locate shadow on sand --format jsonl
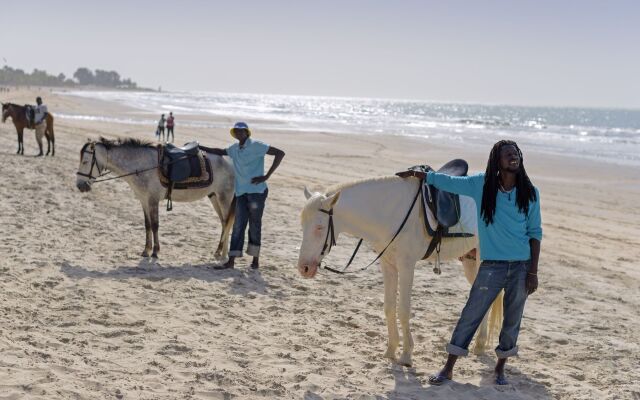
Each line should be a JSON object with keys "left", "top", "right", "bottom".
{"left": 59, "top": 259, "right": 287, "bottom": 299}
{"left": 386, "top": 362, "right": 552, "bottom": 400}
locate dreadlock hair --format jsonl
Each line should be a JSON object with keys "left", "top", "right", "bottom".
{"left": 480, "top": 140, "right": 537, "bottom": 225}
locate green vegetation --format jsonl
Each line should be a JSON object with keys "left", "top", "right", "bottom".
{"left": 0, "top": 65, "right": 141, "bottom": 89}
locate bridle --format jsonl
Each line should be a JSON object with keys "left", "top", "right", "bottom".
{"left": 75, "top": 141, "right": 160, "bottom": 183}
{"left": 318, "top": 208, "right": 337, "bottom": 258}
{"left": 316, "top": 183, "right": 422, "bottom": 274}
{"left": 76, "top": 142, "right": 106, "bottom": 180}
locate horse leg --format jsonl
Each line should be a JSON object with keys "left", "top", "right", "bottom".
{"left": 47, "top": 121, "right": 55, "bottom": 156}
{"left": 212, "top": 193, "right": 235, "bottom": 260}
{"left": 17, "top": 128, "right": 24, "bottom": 155}
{"left": 149, "top": 201, "right": 161, "bottom": 258}
{"left": 45, "top": 129, "right": 52, "bottom": 156}
{"left": 397, "top": 261, "right": 416, "bottom": 367}
{"left": 382, "top": 261, "right": 400, "bottom": 360}
{"left": 141, "top": 206, "right": 152, "bottom": 257}
{"left": 35, "top": 124, "right": 45, "bottom": 156}
{"left": 209, "top": 194, "right": 225, "bottom": 258}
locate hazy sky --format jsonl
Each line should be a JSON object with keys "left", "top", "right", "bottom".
{"left": 2, "top": 0, "right": 639, "bottom": 108}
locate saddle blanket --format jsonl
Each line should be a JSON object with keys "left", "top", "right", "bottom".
{"left": 423, "top": 191, "right": 478, "bottom": 236}
{"left": 158, "top": 149, "right": 213, "bottom": 189}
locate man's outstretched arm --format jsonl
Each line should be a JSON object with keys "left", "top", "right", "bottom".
{"left": 206, "top": 148, "right": 227, "bottom": 156}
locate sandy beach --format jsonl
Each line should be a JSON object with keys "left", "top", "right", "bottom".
{"left": 0, "top": 88, "right": 639, "bottom": 399}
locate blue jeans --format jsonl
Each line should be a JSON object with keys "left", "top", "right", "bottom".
{"left": 229, "top": 189, "right": 268, "bottom": 257}
{"left": 446, "top": 260, "right": 530, "bottom": 358}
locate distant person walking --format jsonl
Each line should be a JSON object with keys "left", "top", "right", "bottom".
{"left": 157, "top": 114, "right": 166, "bottom": 141}
{"left": 207, "top": 122, "right": 285, "bottom": 270}
{"left": 166, "top": 112, "right": 175, "bottom": 143}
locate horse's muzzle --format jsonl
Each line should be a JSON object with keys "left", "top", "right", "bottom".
{"left": 298, "top": 263, "right": 318, "bottom": 278}
{"left": 76, "top": 181, "right": 92, "bottom": 192}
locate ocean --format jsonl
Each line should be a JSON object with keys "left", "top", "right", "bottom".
{"left": 59, "top": 90, "right": 640, "bottom": 166}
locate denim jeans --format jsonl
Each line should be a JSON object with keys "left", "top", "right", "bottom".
{"left": 229, "top": 189, "right": 268, "bottom": 257}
{"left": 446, "top": 260, "right": 530, "bottom": 358}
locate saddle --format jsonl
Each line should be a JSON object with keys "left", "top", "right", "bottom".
{"left": 157, "top": 142, "right": 213, "bottom": 210}
{"left": 24, "top": 105, "right": 35, "bottom": 129}
{"left": 425, "top": 159, "right": 468, "bottom": 230}
{"left": 408, "top": 159, "right": 474, "bottom": 272}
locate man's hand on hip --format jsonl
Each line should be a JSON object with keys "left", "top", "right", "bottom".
{"left": 251, "top": 175, "right": 268, "bottom": 184}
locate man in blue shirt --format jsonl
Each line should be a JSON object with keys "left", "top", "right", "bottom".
{"left": 397, "top": 140, "right": 541, "bottom": 386}
{"left": 208, "top": 122, "right": 285, "bottom": 270}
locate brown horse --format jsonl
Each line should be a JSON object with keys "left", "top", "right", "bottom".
{"left": 1, "top": 102, "right": 55, "bottom": 156}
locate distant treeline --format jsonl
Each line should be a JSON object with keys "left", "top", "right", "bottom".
{"left": 0, "top": 65, "right": 143, "bottom": 89}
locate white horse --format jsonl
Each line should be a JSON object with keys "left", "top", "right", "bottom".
{"left": 298, "top": 176, "right": 503, "bottom": 366}
{"left": 75, "top": 138, "right": 236, "bottom": 259}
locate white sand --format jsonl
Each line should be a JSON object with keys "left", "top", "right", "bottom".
{"left": 0, "top": 88, "right": 639, "bottom": 399}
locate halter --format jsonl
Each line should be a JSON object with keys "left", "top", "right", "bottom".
{"left": 75, "top": 142, "right": 160, "bottom": 183}
{"left": 317, "top": 184, "right": 422, "bottom": 274}
{"left": 76, "top": 143, "right": 106, "bottom": 180}
{"left": 318, "top": 208, "right": 337, "bottom": 257}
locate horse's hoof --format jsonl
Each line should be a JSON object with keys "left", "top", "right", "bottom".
{"left": 398, "top": 354, "right": 412, "bottom": 367}
{"left": 384, "top": 348, "right": 397, "bottom": 360}
{"left": 141, "top": 251, "right": 149, "bottom": 257}
{"left": 151, "top": 253, "right": 158, "bottom": 259}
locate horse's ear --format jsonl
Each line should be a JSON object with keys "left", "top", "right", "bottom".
{"left": 303, "top": 186, "right": 313, "bottom": 200}
{"left": 321, "top": 192, "right": 340, "bottom": 209}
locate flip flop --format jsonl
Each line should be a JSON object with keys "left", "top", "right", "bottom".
{"left": 428, "top": 374, "right": 450, "bottom": 386}
{"left": 495, "top": 375, "right": 509, "bottom": 385}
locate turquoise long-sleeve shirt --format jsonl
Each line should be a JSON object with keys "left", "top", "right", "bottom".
{"left": 426, "top": 172, "right": 542, "bottom": 261}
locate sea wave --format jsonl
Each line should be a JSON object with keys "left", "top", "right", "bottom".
{"left": 59, "top": 90, "right": 640, "bottom": 166}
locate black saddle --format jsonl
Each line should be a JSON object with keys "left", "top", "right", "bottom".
{"left": 429, "top": 159, "right": 468, "bottom": 228}
{"left": 24, "top": 105, "right": 35, "bottom": 128}
{"left": 161, "top": 141, "right": 202, "bottom": 181}
{"left": 158, "top": 141, "right": 212, "bottom": 211}
{"left": 407, "top": 159, "right": 474, "bottom": 266}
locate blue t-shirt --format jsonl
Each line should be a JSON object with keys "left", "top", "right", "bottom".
{"left": 426, "top": 172, "right": 542, "bottom": 261}
{"left": 226, "top": 138, "right": 270, "bottom": 196}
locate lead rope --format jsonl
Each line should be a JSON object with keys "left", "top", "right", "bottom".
{"left": 323, "top": 183, "right": 422, "bottom": 274}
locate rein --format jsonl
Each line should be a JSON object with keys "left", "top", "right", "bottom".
{"left": 75, "top": 143, "right": 195, "bottom": 183}
{"left": 320, "top": 183, "right": 422, "bottom": 274}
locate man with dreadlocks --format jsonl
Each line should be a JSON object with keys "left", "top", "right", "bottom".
{"left": 397, "top": 140, "right": 542, "bottom": 386}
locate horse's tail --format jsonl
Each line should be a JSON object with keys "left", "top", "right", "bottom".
{"left": 487, "top": 290, "right": 504, "bottom": 345}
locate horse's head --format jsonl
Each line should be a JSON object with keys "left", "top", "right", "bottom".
{"left": 75, "top": 141, "right": 100, "bottom": 192}
{"left": 297, "top": 186, "right": 340, "bottom": 278}
{"left": 1, "top": 103, "right": 9, "bottom": 123}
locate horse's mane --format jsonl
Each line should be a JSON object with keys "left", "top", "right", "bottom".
{"left": 326, "top": 175, "right": 400, "bottom": 195}
{"left": 302, "top": 176, "right": 404, "bottom": 224}
{"left": 97, "top": 136, "right": 156, "bottom": 150}
{"left": 2, "top": 102, "right": 22, "bottom": 110}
